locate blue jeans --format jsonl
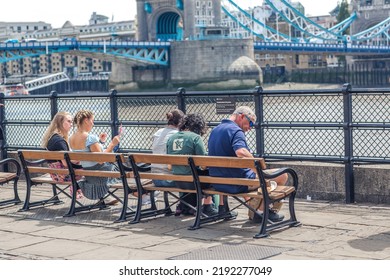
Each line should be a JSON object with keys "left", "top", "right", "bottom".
{"left": 153, "top": 179, "right": 175, "bottom": 188}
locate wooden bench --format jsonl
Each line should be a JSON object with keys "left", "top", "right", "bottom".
{"left": 0, "top": 158, "right": 21, "bottom": 207}
{"left": 18, "top": 150, "right": 136, "bottom": 221}
{"left": 128, "top": 153, "right": 300, "bottom": 238}
{"left": 65, "top": 151, "right": 144, "bottom": 222}
{"left": 18, "top": 150, "right": 72, "bottom": 212}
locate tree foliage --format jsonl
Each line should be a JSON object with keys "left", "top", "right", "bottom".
{"left": 337, "top": 0, "right": 351, "bottom": 28}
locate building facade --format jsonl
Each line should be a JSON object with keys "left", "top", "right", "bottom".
{"left": 136, "top": 0, "right": 223, "bottom": 41}
{"left": 0, "top": 14, "right": 136, "bottom": 82}
{"left": 349, "top": 0, "right": 390, "bottom": 68}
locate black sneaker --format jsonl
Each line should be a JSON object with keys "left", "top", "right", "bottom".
{"left": 202, "top": 204, "right": 218, "bottom": 216}
{"left": 268, "top": 209, "right": 284, "bottom": 222}
{"left": 218, "top": 205, "right": 238, "bottom": 219}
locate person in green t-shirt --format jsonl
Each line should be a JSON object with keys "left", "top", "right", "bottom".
{"left": 167, "top": 113, "right": 218, "bottom": 217}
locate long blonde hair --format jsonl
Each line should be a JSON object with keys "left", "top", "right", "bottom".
{"left": 41, "top": 111, "right": 72, "bottom": 148}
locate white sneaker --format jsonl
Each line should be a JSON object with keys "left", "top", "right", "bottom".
{"left": 131, "top": 195, "right": 156, "bottom": 208}
{"left": 142, "top": 194, "right": 158, "bottom": 204}
{"left": 142, "top": 195, "right": 152, "bottom": 205}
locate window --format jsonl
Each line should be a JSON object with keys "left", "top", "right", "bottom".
{"left": 361, "top": 0, "right": 372, "bottom": 5}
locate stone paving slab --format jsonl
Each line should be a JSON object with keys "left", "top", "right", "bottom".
{"left": 1, "top": 182, "right": 390, "bottom": 260}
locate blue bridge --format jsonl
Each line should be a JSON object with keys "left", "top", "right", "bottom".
{"left": 2, "top": 0, "right": 390, "bottom": 66}
{"left": 1, "top": 40, "right": 390, "bottom": 67}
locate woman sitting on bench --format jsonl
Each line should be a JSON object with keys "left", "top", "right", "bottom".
{"left": 69, "top": 110, "right": 120, "bottom": 205}
{"left": 41, "top": 111, "right": 83, "bottom": 199}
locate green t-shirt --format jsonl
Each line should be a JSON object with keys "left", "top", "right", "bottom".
{"left": 166, "top": 131, "right": 206, "bottom": 175}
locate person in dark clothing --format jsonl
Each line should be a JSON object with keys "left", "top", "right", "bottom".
{"left": 208, "top": 106, "right": 287, "bottom": 222}
{"left": 41, "top": 111, "right": 83, "bottom": 198}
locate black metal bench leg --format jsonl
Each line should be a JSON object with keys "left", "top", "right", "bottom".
{"left": 116, "top": 187, "right": 130, "bottom": 223}
{"left": 254, "top": 208, "right": 270, "bottom": 239}
{"left": 129, "top": 193, "right": 143, "bottom": 224}
{"left": 12, "top": 178, "right": 21, "bottom": 204}
{"left": 189, "top": 190, "right": 203, "bottom": 230}
{"left": 0, "top": 178, "right": 21, "bottom": 207}
{"left": 163, "top": 191, "right": 173, "bottom": 216}
{"left": 63, "top": 184, "right": 77, "bottom": 217}
{"left": 19, "top": 182, "right": 32, "bottom": 211}
{"left": 288, "top": 193, "right": 298, "bottom": 222}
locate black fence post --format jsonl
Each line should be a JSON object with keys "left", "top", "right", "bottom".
{"left": 253, "top": 86, "right": 264, "bottom": 157}
{"left": 0, "top": 92, "right": 6, "bottom": 164}
{"left": 176, "top": 87, "right": 186, "bottom": 113}
{"left": 49, "top": 91, "right": 58, "bottom": 119}
{"left": 342, "top": 83, "right": 354, "bottom": 203}
{"left": 110, "top": 89, "right": 119, "bottom": 137}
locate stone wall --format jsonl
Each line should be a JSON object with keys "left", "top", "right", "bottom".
{"left": 270, "top": 161, "right": 390, "bottom": 204}
{"left": 170, "top": 39, "right": 261, "bottom": 86}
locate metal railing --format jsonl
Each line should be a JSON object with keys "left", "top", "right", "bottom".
{"left": 1, "top": 84, "right": 390, "bottom": 203}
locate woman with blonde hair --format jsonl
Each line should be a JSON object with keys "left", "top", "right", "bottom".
{"left": 42, "top": 111, "right": 72, "bottom": 150}
{"left": 41, "top": 111, "right": 83, "bottom": 198}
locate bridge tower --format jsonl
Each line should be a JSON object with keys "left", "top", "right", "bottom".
{"left": 350, "top": 0, "right": 390, "bottom": 35}
{"left": 136, "top": 0, "right": 222, "bottom": 41}
{"left": 349, "top": 0, "right": 390, "bottom": 68}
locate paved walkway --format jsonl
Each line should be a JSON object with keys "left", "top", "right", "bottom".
{"left": 0, "top": 182, "right": 389, "bottom": 260}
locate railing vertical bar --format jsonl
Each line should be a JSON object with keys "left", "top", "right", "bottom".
{"left": 253, "top": 86, "right": 264, "bottom": 157}
{"left": 342, "top": 83, "right": 354, "bottom": 203}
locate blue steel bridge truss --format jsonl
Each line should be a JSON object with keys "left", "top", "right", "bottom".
{"left": 2, "top": 39, "right": 390, "bottom": 66}
{"left": 0, "top": 41, "right": 170, "bottom": 66}
{"left": 223, "top": 0, "right": 390, "bottom": 46}
{"left": 1, "top": 0, "right": 390, "bottom": 65}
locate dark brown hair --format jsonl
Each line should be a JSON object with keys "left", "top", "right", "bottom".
{"left": 179, "top": 113, "right": 207, "bottom": 136}
{"left": 166, "top": 109, "right": 185, "bottom": 127}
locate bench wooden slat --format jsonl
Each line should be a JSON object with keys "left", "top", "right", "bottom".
{"left": 198, "top": 175, "right": 261, "bottom": 187}
{"left": 0, "top": 172, "right": 17, "bottom": 183}
{"left": 111, "top": 178, "right": 153, "bottom": 189}
{"left": 19, "top": 150, "right": 66, "bottom": 161}
{"left": 143, "top": 184, "right": 197, "bottom": 194}
{"left": 203, "top": 188, "right": 258, "bottom": 197}
{"left": 192, "top": 155, "right": 267, "bottom": 170}
{"left": 31, "top": 176, "right": 71, "bottom": 185}
{"left": 131, "top": 153, "right": 190, "bottom": 165}
{"left": 67, "top": 152, "right": 118, "bottom": 163}
{"left": 74, "top": 170, "right": 121, "bottom": 178}
{"left": 137, "top": 172, "right": 194, "bottom": 182}
{"left": 28, "top": 166, "right": 70, "bottom": 175}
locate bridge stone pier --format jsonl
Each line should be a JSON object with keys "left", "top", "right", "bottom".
{"left": 109, "top": 39, "right": 261, "bottom": 91}
{"left": 169, "top": 39, "right": 261, "bottom": 90}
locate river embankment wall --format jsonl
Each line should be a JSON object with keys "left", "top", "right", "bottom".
{"left": 269, "top": 161, "right": 390, "bottom": 204}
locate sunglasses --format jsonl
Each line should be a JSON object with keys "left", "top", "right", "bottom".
{"left": 243, "top": 114, "right": 255, "bottom": 128}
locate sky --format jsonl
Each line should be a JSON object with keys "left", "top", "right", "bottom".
{"left": 0, "top": 0, "right": 341, "bottom": 28}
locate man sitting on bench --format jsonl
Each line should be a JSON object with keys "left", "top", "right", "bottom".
{"left": 208, "top": 106, "right": 287, "bottom": 222}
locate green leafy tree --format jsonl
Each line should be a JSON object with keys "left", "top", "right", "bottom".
{"left": 337, "top": 0, "right": 351, "bottom": 35}
{"left": 336, "top": 0, "right": 350, "bottom": 66}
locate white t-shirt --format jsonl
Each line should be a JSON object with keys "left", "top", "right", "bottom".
{"left": 151, "top": 127, "right": 178, "bottom": 173}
